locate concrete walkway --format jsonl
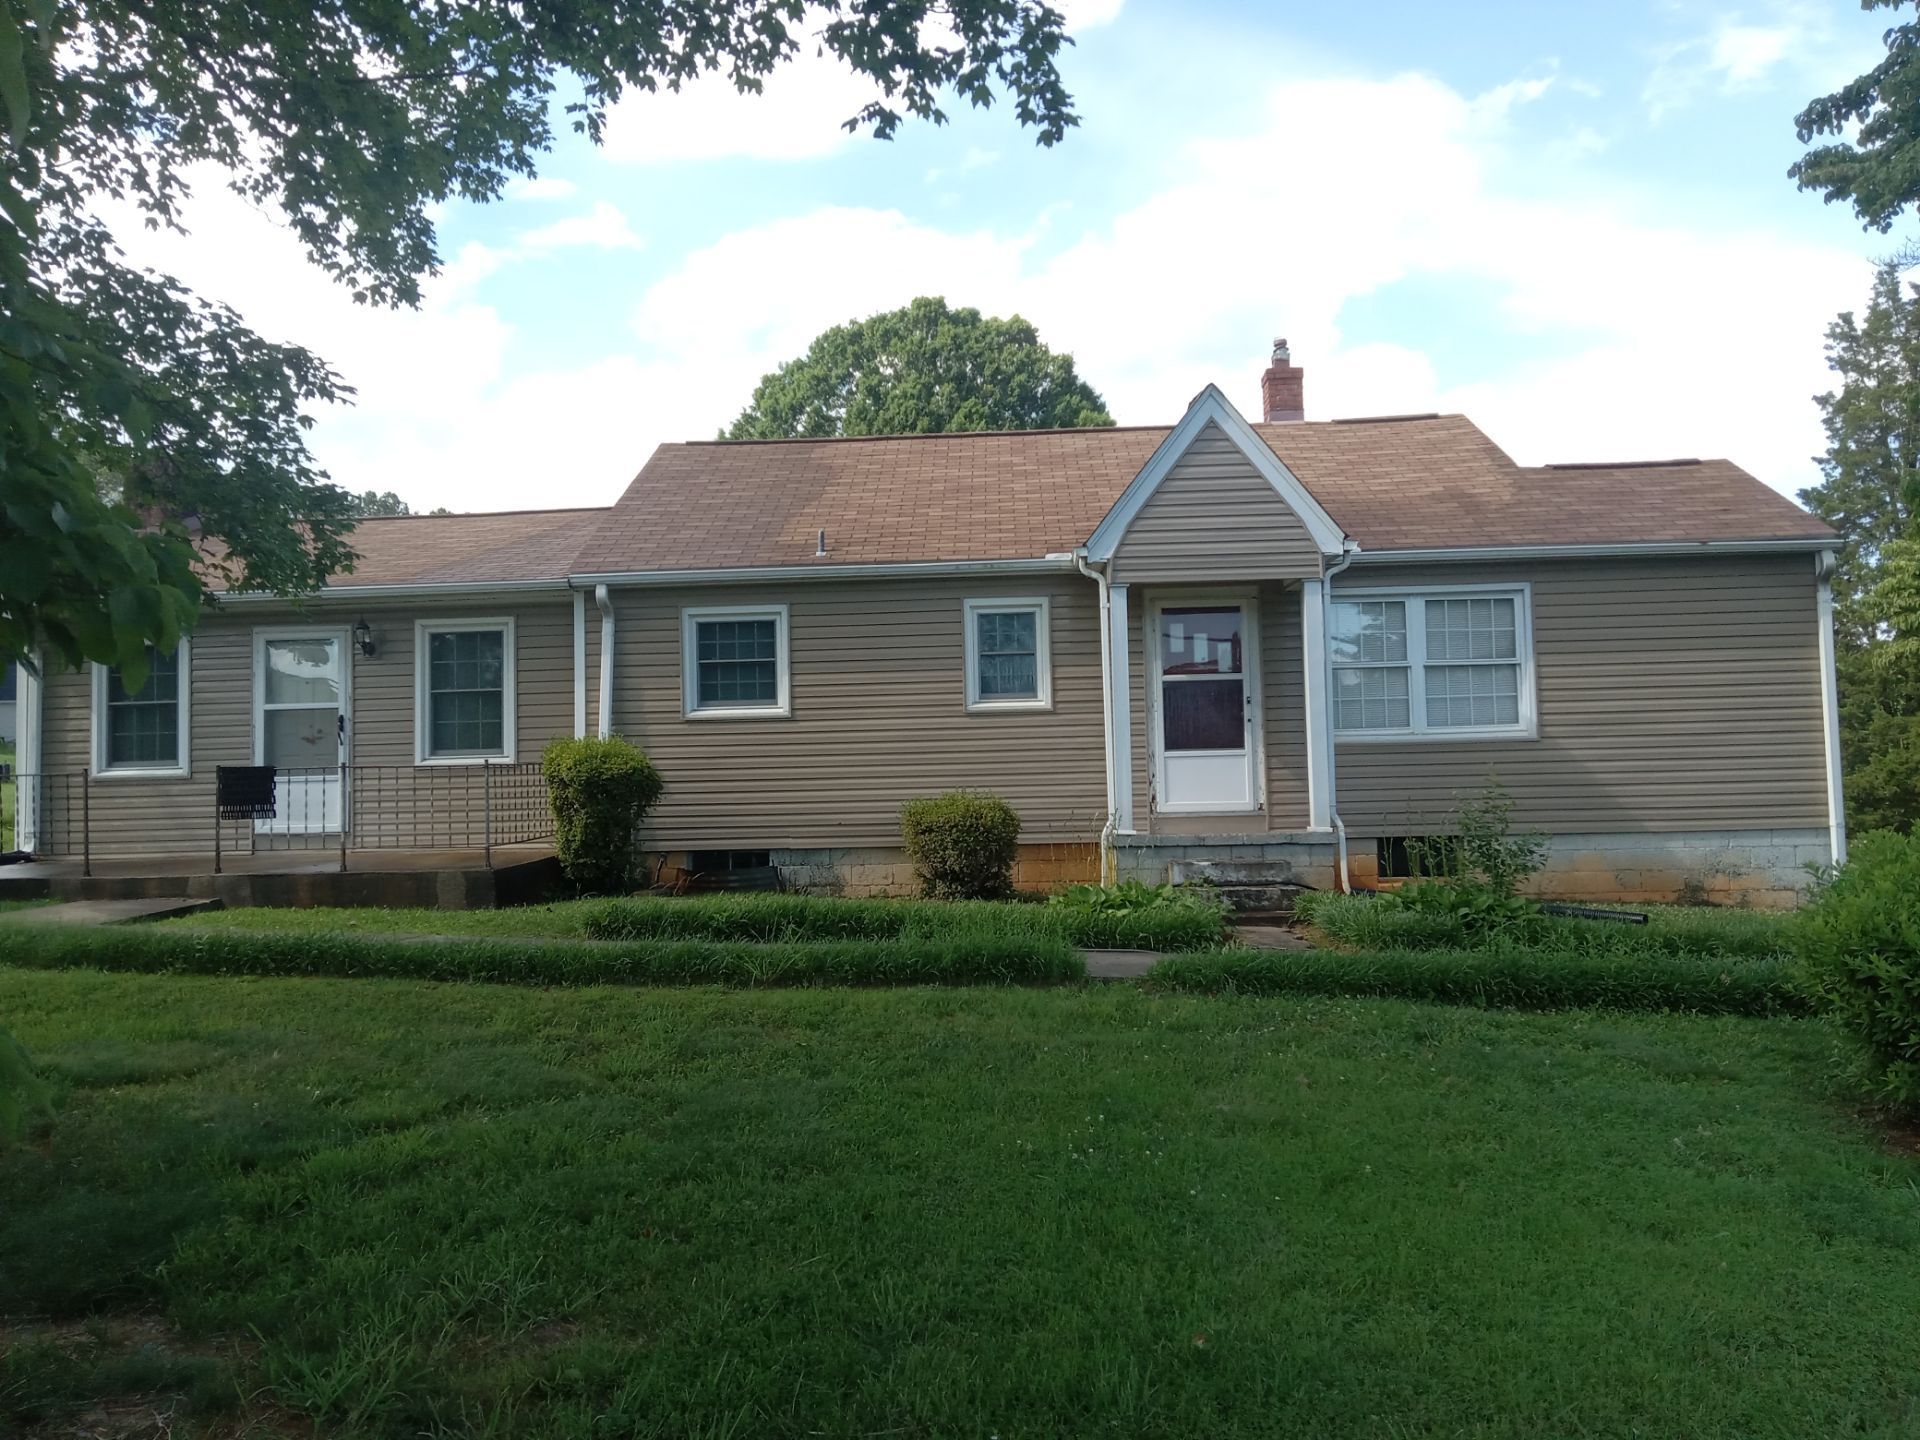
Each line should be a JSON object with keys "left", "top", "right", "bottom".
{"left": 0, "top": 897, "right": 223, "bottom": 926}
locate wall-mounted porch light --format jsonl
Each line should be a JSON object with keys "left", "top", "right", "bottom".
{"left": 353, "top": 618, "right": 376, "bottom": 658}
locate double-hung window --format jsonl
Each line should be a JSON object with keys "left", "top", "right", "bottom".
{"left": 1330, "top": 587, "right": 1534, "bottom": 739}
{"left": 682, "top": 605, "right": 790, "bottom": 718}
{"left": 415, "top": 618, "right": 515, "bottom": 762}
{"left": 91, "top": 641, "right": 191, "bottom": 776}
{"left": 964, "top": 598, "right": 1052, "bottom": 711}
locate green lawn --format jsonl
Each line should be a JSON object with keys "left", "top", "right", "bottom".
{"left": 5, "top": 971, "right": 1919, "bottom": 1437}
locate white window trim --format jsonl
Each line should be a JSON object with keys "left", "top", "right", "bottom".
{"left": 1331, "top": 583, "right": 1538, "bottom": 743}
{"left": 963, "top": 596, "right": 1053, "bottom": 712}
{"left": 681, "top": 604, "right": 791, "bottom": 719}
{"left": 414, "top": 617, "right": 518, "bottom": 765}
{"left": 90, "top": 639, "right": 192, "bottom": 779}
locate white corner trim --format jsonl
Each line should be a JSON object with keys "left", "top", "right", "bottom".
{"left": 413, "top": 616, "right": 518, "bottom": 765}
{"left": 89, "top": 638, "right": 193, "bottom": 779}
{"left": 681, "top": 603, "right": 792, "bottom": 720}
{"left": 14, "top": 655, "right": 41, "bottom": 850}
{"left": 1815, "top": 563, "right": 1848, "bottom": 867}
{"left": 595, "top": 584, "right": 615, "bottom": 738}
{"left": 1328, "top": 582, "right": 1538, "bottom": 743}
{"left": 1084, "top": 383, "right": 1348, "bottom": 561}
{"left": 962, "top": 596, "right": 1054, "bottom": 712}
{"left": 572, "top": 588, "right": 587, "bottom": 740}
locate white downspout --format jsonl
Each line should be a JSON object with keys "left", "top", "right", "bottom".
{"left": 1815, "top": 550, "right": 1848, "bottom": 867}
{"left": 594, "top": 584, "right": 615, "bottom": 740}
{"left": 572, "top": 588, "right": 587, "bottom": 739}
{"left": 1321, "top": 544, "right": 1360, "bottom": 891}
{"left": 1075, "top": 551, "right": 1118, "bottom": 885}
{"left": 14, "top": 653, "right": 41, "bottom": 853}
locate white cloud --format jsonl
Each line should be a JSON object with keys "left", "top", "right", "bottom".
{"left": 505, "top": 175, "right": 578, "bottom": 202}
{"left": 600, "top": 55, "right": 884, "bottom": 163}
{"left": 1057, "top": 0, "right": 1125, "bottom": 30}
{"left": 517, "top": 201, "right": 644, "bottom": 253}
{"left": 1643, "top": 3, "right": 1830, "bottom": 120}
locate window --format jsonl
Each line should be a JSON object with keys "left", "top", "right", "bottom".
{"left": 1330, "top": 587, "right": 1534, "bottom": 739}
{"left": 415, "top": 619, "right": 516, "bottom": 763}
{"left": 964, "top": 598, "right": 1052, "bottom": 711}
{"left": 91, "top": 641, "right": 190, "bottom": 776}
{"left": 682, "top": 605, "right": 790, "bottom": 718}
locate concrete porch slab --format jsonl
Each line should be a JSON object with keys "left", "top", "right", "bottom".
{"left": 0, "top": 897, "right": 224, "bottom": 926}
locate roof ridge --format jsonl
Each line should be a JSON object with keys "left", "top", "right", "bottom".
{"left": 349, "top": 505, "right": 612, "bottom": 522}
{"left": 1541, "top": 459, "right": 1704, "bottom": 471}
{"left": 683, "top": 423, "right": 1175, "bottom": 447}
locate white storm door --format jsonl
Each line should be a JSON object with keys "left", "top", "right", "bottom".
{"left": 1153, "top": 601, "right": 1259, "bottom": 813}
{"left": 254, "top": 630, "right": 348, "bottom": 834}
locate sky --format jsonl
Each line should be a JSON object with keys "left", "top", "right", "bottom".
{"left": 108, "top": 0, "right": 1902, "bottom": 513}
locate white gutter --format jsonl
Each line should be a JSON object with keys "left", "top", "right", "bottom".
{"left": 1814, "top": 550, "right": 1848, "bottom": 867}
{"left": 1074, "top": 551, "right": 1118, "bottom": 885}
{"left": 572, "top": 589, "right": 587, "bottom": 739}
{"left": 1321, "top": 544, "right": 1360, "bottom": 891}
{"left": 570, "top": 556, "right": 1080, "bottom": 588}
{"left": 214, "top": 577, "right": 570, "bottom": 603}
{"left": 594, "top": 584, "right": 615, "bottom": 739}
{"left": 1347, "top": 538, "right": 1833, "bottom": 566}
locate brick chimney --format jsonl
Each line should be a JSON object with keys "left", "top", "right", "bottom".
{"left": 1261, "top": 338, "right": 1304, "bottom": 422}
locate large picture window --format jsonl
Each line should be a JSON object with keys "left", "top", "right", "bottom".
{"left": 415, "top": 619, "right": 516, "bottom": 762}
{"left": 1330, "top": 587, "right": 1534, "bottom": 740}
{"left": 91, "top": 642, "right": 191, "bottom": 776}
{"left": 682, "top": 605, "right": 790, "bottom": 718}
{"left": 964, "top": 597, "right": 1052, "bottom": 711}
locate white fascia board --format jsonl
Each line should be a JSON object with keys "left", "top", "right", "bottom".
{"left": 1083, "top": 383, "right": 1349, "bottom": 561}
{"left": 570, "top": 556, "right": 1081, "bottom": 587}
{"left": 1345, "top": 538, "right": 1836, "bottom": 566}
{"left": 214, "top": 578, "right": 571, "bottom": 603}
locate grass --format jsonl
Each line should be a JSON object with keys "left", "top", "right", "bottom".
{"left": 5, "top": 969, "right": 1920, "bottom": 1438}
{"left": 165, "top": 890, "right": 1233, "bottom": 951}
{"left": 0, "top": 921, "right": 1083, "bottom": 988}
{"left": 0, "top": 737, "right": 13, "bottom": 842}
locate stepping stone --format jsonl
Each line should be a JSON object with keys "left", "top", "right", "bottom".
{"left": 0, "top": 897, "right": 223, "bottom": 926}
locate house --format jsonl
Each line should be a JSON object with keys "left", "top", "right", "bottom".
{"left": 7, "top": 344, "right": 1844, "bottom": 906}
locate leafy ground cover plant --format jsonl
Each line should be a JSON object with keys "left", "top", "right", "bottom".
{"left": 900, "top": 791, "right": 1022, "bottom": 899}
{"left": 1049, "top": 879, "right": 1227, "bottom": 918}
{"left": 1795, "top": 829, "right": 1920, "bottom": 1112}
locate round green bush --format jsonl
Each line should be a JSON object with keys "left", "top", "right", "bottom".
{"left": 543, "top": 735, "right": 665, "bottom": 895}
{"left": 1794, "top": 830, "right": 1920, "bottom": 1113}
{"left": 899, "top": 790, "right": 1022, "bottom": 900}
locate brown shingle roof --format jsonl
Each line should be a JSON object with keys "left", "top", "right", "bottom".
{"left": 321, "top": 507, "right": 606, "bottom": 587}
{"left": 571, "top": 413, "right": 1831, "bottom": 575}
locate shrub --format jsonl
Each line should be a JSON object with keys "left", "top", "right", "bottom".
{"left": 1794, "top": 830, "right": 1920, "bottom": 1112}
{"left": 543, "top": 735, "right": 664, "bottom": 895}
{"left": 0, "top": 923, "right": 1083, "bottom": 988}
{"left": 1450, "top": 780, "right": 1547, "bottom": 899}
{"left": 1147, "top": 948, "right": 1804, "bottom": 1016}
{"left": 899, "top": 791, "right": 1022, "bottom": 900}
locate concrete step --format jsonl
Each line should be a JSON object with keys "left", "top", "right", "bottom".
{"left": 1212, "top": 883, "right": 1310, "bottom": 916}
{"left": 0, "top": 896, "right": 224, "bottom": 926}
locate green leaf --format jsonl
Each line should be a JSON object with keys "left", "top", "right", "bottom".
{"left": 0, "top": 3, "right": 28, "bottom": 146}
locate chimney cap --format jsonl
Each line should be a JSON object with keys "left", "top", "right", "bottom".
{"left": 1271, "top": 337, "right": 1291, "bottom": 364}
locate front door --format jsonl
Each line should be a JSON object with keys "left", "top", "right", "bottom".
{"left": 253, "top": 629, "right": 348, "bottom": 833}
{"left": 1152, "top": 600, "right": 1259, "bottom": 814}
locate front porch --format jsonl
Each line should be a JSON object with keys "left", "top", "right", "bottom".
{"left": 0, "top": 844, "right": 562, "bottom": 909}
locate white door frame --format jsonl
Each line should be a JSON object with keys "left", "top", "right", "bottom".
{"left": 1145, "top": 589, "right": 1264, "bottom": 816}
{"left": 251, "top": 625, "right": 351, "bottom": 834}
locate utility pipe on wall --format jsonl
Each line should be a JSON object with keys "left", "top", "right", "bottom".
{"left": 594, "top": 584, "right": 615, "bottom": 739}
{"left": 1075, "top": 551, "right": 1118, "bottom": 886}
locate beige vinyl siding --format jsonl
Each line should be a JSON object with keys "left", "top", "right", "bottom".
{"left": 1125, "top": 582, "right": 1308, "bottom": 832}
{"left": 31, "top": 596, "right": 577, "bottom": 859}
{"left": 1110, "top": 422, "right": 1325, "bottom": 585}
{"left": 1332, "top": 554, "right": 1829, "bottom": 834}
{"left": 606, "top": 574, "right": 1106, "bottom": 848}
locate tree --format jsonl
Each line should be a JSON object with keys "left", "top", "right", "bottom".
{"left": 1, "top": 3, "right": 1079, "bottom": 679}
{"left": 1792, "top": 1, "right": 1920, "bottom": 234}
{"left": 1806, "top": 264, "right": 1920, "bottom": 641}
{"left": 347, "top": 491, "right": 412, "bottom": 518}
{"left": 724, "top": 297, "right": 1113, "bottom": 439}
